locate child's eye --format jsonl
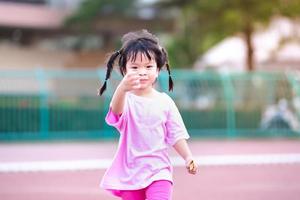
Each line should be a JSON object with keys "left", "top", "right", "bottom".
{"left": 131, "top": 66, "right": 138, "bottom": 70}
{"left": 146, "top": 65, "right": 153, "bottom": 69}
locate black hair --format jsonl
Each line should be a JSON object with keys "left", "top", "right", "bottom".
{"left": 98, "top": 29, "right": 173, "bottom": 96}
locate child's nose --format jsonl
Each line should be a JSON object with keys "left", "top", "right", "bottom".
{"left": 138, "top": 68, "right": 147, "bottom": 76}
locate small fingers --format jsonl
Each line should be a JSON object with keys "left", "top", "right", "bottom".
{"left": 126, "top": 72, "right": 139, "bottom": 80}
{"left": 187, "top": 160, "right": 198, "bottom": 175}
{"left": 130, "top": 77, "right": 140, "bottom": 89}
{"left": 122, "top": 73, "right": 141, "bottom": 90}
{"left": 128, "top": 74, "right": 140, "bottom": 85}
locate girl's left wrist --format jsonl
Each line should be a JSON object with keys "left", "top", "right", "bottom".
{"left": 185, "top": 156, "right": 194, "bottom": 164}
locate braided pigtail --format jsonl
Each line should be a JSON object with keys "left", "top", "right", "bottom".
{"left": 162, "top": 48, "right": 174, "bottom": 91}
{"left": 98, "top": 50, "right": 120, "bottom": 96}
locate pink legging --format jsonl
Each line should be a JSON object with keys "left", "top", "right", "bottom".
{"left": 114, "top": 180, "right": 172, "bottom": 200}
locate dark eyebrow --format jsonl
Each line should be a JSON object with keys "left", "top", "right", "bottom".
{"left": 130, "top": 60, "right": 155, "bottom": 65}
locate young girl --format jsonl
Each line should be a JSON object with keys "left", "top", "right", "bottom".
{"left": 98, "top": 30, "right": 198, "bottom": 200}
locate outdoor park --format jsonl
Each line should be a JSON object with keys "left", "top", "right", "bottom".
{"left": 1, "top": 0, "right": 300, "bottom": 200}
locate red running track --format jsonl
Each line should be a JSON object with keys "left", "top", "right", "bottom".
{"left": 0, "top": 139, "right": 300, "bottom": 200}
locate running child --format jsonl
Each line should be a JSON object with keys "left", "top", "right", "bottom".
{"left": 98, "top": 29, "right": 198, "bottom": 200}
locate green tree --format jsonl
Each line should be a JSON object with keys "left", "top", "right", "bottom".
{"left": 64, "top": 0, "right": 140, "bottom": 49}
{"left": 161, "top": 0, "right": 300, "bottom": 70}
{"left": 65, "top": 0, "right": 138, "bottom": 29}
{"left": 64, "top": 0, "right": 173, "bottom": 50}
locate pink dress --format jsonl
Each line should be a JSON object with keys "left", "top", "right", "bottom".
{"left": 100, "top": 92, "right": 189, "bottom": 192}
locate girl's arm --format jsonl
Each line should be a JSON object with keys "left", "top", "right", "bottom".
{"left": 173, "top": 139, "right": 198, "bottom": 175}
{"left": 110, "top": 84, "right": 127, "bottom": 115}
{"left": 110, "top": 72, "right": 140, "bottom": 115}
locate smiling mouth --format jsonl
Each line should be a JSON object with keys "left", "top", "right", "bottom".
{"left": 139, "top": 79, "right": 148, "bottom": 82}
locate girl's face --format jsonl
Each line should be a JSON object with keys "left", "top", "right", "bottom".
{"left": 125, "top": 52, "right": 159, "bottom": 91}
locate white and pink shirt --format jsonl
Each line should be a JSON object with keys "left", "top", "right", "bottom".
{"left": 100, "top": 92, "right": 189, "bottom": 191}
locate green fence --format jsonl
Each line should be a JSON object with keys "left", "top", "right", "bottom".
{"left": 0, "top": 69, "right": 299, "bottom": 141}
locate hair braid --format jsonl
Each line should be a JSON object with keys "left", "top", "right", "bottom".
{"left": 162, "top": 48, "right": 174, "bottom": 91}
{"left": 98, "top": 50, "right": 120, "bottom": 96}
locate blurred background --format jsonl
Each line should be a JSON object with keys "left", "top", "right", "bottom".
{"left": 0, "top": 0, "right": 300, "bottom": 200}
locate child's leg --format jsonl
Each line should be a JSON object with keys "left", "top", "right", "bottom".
{"left": 119, "top": 188, "right": 146, "bottom": 200}
{"left": 145, "top": 180, "right": 173, "bottom": 200}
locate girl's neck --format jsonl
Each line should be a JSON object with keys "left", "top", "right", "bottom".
{"left": 131, "top": 87, "right": 157, "bottom": 98}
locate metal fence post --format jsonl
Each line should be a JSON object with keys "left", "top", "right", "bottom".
{"left": 286, "top": 71, "right": 300, "bottom": 121}
{"left": 35, "top": 68, "right": 49, "bottom": 139}
{"left": 221, "top": 73, "right": 236, "bottom": 138}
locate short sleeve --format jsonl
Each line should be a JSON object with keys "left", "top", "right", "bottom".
{"left": 165, "top": 97, "right": 190, "bottom": 146}
{"left": 105, "top": 99, "right": 128, "bottom": 133}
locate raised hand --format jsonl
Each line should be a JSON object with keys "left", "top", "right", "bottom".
{"left": 119, "top": 72, "right": 141, "bottom": 92}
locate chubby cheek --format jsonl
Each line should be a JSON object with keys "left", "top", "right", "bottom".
{"left": 148, "top": 71, "right": 159, "bottom": 84}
